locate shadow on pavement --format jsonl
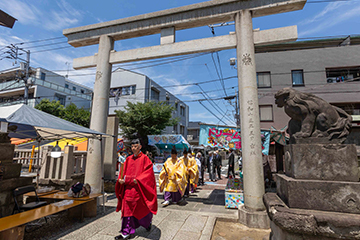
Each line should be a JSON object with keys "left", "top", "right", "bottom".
{"left": 157, "top": 189, "right": 225, "bottom": 206}
{"left": 24, "top": 205, "right": 117, "bottom": 240}
{"left": 136, "top": 224, "right": 162, "bottom": 240}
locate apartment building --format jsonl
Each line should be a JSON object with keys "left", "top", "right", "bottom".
{"left": 109, "top": 68, "right": 189, "bottom": 137}
{"left": 0, "top": 67, "right": 92, "bottom": 109}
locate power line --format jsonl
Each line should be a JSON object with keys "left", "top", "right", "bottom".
{"left": 32, "top": 46, "right": 73, "bottom": 53}
{"left": 15, "top": 36, "right": 66, "bottom": 45}
{"left": 197, "top": 84, "right": 234, "bottom": 124}
{"left": 199, "top": 101, "right": 227, "bottom": 125}
{"left": 25, "top": 41, "right": 69, "bottom": 49}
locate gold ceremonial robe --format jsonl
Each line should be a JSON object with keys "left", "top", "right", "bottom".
{"left": 159, "top": 157, "right": 187, "bottom": 195}
{"left": 179, "top": 156, "right": 199, "bottom": 185}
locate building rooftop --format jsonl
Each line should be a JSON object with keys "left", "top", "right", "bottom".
{"left": 255, "top": 35, "right": 360, "bottom": 53}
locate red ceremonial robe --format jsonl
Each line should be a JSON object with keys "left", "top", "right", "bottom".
{"left": 115, "top": 152, "right": 158, "bottom": 220}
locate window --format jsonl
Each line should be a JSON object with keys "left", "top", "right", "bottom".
{"left": 173, "top": 125, "right": 177, "bottom": 133}
{"left": 122, "top": 87, "right": 130, "bottom": 95}
{"left": 81, "top": 89, "right": 85, "bottom": 94}
{"left": 73, "top": 86, "right": 76, "bottom": 91}
{"left": 55, "top": 93, "right": 66, "bottom": 106}
{"left": 166, "top": 94, "right": 170, "bottom": 105}
{"left": 40, "top": 72, "right": 46, "bottom": 80}
{"left": 65, "top": 84, "right": 69, "bottom": 89}
{"left": 257, "top": 72, "right": 271, "bottom": 88}
{"left": 131, "top": 85, "right": 136, "bottom": 95}
{"left": 292, "top": 70, "right": 304, "bottom": 86}
{"left": 109, "top": 85, "right": 136, "bottom": 98}
{"left": 259, "top": 105, "right": 273, "bottom": 122}
{"left": 180, "top": 106, "right": 185, "bottom": 116}
{"left": 175, "top": 102, "right": 178, "bottom": 110}
{"left": 180, "top": 125, "right": 185, "bottom": 135}
{"left": 151, "top": 88, "right": 160, "bottom": 101}
{"left": 326, "top": 66, "right": 360, "bottom": 83}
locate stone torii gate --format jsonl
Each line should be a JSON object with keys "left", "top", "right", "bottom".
{"left": 63, "top": 0, "right": 306, "bottom": 228}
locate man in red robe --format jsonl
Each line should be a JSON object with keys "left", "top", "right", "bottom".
{"left": 115, "top": 139, "right": 158, "bottom": 239}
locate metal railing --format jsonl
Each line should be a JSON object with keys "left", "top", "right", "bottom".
{"left": 0, "top": 78, "right": 91, "bottom": 101}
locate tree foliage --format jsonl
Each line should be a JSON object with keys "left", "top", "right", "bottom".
{"left": 35, "top": 99, "right": 91, "bottom": 127}
{"left": 115, "top": 101, "right": 179, "bottom": 150}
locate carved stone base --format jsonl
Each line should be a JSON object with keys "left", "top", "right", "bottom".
{"left": 285, "top": 144, "right": 358, "bottom": 181}
{"left": 264, "top": 193, "right": 360, "bottom": 240}
{"left": 238, "top": 204, "right": 270, "bottom": 229}
{"left": 277, "top": 174, "right": 360, "bottom": 214}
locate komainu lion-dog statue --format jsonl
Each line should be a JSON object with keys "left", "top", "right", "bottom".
{"left": 275, "top": 88, "right": 352, "bottom": 144}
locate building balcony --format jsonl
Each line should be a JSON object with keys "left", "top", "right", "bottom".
{"left": 0, "top": 98, "right": 36, "bottom": 107}
{"left": 0, "top": 78, "right": 92, "bottom": 101}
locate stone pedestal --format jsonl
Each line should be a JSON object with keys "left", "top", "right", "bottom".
{"left": 238, "top": 205, "right": 270, "bottom": 229}
{"left": 0, "top": 141, "right": 33, "bottom": 218}
{"left": 277, "top": 174, "right": 360, "bottom": 214}
{"left": 285, "top": 144, "right": 358, "bottom": 181}
{"left": 0, "top": 143, "right": 15, "bottom": 163}
{"left": 264, "top": 193, "right": 360, "bottom": 240}
{"left": 264, "top": 143, "right": 360, "bottom": 239}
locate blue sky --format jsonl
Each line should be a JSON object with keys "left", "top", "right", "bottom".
{"left": 1, "top": 0, "right": 359, "bottom": 126}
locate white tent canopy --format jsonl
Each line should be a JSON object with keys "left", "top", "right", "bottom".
{"left": 0, "top": 104, "right": 106, "bottom": 140}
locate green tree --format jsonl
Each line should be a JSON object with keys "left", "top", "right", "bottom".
{"left": 115, "top": 101, "right": 179, "bottom": 150}
{"left": 34, "top": 99, "right": 64, "bottom": 117}
{"left": 62, "top": 103, "right": 91, "bottom": 128}
{"left": 35, "top": 99, "right": 91, "bottom": 127}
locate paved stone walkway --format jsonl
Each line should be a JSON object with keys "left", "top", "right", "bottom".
{"left": 57, "top": 173, "right": 238, "bottom": 240}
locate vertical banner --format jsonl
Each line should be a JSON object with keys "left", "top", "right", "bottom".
{"left": 199, "top": 124, "right": 270, "bottom": 155}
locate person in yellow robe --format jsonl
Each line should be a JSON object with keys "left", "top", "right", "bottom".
{"left": 180, "top": 148, "right": 199, "bottom": 197}
{"left": 159, "top": 146, "right": 187, "bottom": 206}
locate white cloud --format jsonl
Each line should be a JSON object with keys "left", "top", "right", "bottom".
{"left": 299, "top": 1, "right": 360, "bottom": 37}
{"left": 0, "top": 0, "right": 41, "bottom": 25}
{"left": 43, "top": 0, "right": 83, "bottom": 31}
{"left": 190, "top": 112, "right": 218, "bottom": 120}
{"left": 0, "top": 0, "right": 83, "bottom": 31}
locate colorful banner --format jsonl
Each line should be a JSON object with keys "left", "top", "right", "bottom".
{"left": 153, "top": 163, "right": 164, "bottom": 173}
{"left": 148, "top": 134, "right": 190, "bottom": 150}
{"left": 117, "top": 139, "right": 124, "bottom": 153}
{"left": 199, "top": 124, "right": 270, "bottom": 155}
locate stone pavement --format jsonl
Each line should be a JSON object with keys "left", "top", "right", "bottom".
{"left": 23, "top": 170, "right": 267, "bottom": 240}
{"left": 56, "top": 173, "right": 238, "bottom": 240}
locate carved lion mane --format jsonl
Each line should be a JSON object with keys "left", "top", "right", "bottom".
{"left": 275, "top": 88, "right": 352, "bottom": 143}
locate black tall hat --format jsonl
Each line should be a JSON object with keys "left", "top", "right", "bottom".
{"left": 171, "top": 146, "right": 177, "bottom": 155}
{"left": 130, "top": 132, "right": 142, "bottom": 145}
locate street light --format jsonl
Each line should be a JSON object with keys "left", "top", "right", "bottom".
{"left": 51, "top": 141, "right": 61, "bottom": 158}
{"left": 229, "top": 58, "right": 237, "bottom": 67}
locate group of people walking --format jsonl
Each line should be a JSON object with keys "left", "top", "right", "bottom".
{"left": 114, "top": 139, "right": 237, "bottom": 239}
{"left": 159, "top": 146, "right": 199, "bottom": 206}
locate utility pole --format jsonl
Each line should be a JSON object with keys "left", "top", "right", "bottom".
{"left": 224, "top": 94, "right": 240, "bottom": 127}
{"left": 2, "top": 44, "right": 30, "bottom": 104}
{"left": 235, "top": 92, "right": 240, "bottom": 128}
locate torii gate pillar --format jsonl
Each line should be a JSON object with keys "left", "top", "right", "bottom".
{"left": 85, "top": 35, "right": 114, "bottom": 192}
{"left": 235, "top": 10, "right": 269, "bottom": 228}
